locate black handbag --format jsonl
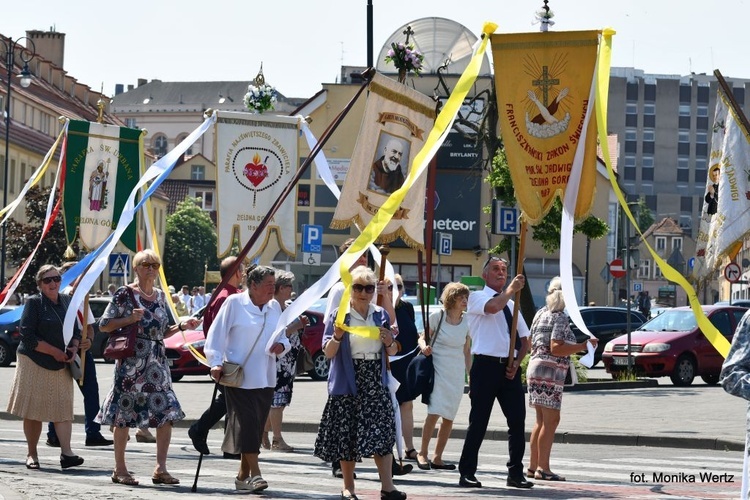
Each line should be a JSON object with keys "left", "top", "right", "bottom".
{"left": 405, "top": 310, "right": 443, "bottom": 404}
{"left": 103, "top": 287, "right": 139, "bottom": 360}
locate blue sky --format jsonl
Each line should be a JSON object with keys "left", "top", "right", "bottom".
{"left": 3, "top": 0, "right": 747, "bottom": 98}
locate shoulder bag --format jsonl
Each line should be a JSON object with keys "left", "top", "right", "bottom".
{"left": 103, "top": 287, "right": 140, "bottom": 360}
{"left": 219, "top": 316, "right": 266, "bottom": 387}
{"left": 405, "top": 310, "right": 444, "bottom": 404}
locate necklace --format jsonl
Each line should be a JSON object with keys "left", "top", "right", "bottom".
{"left": 136, "top": 283, "right": 156, "bottom": 299}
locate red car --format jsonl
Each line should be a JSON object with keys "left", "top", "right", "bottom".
{"left": 164, "top": 309, "right": 328, "bottom": 382}
{"left": 601, "top": 305, "right": 747, "bottom": 386}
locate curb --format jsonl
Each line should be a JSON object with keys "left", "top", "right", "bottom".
{"left": 1, "top": 411, "right": 741, "bottom": 452}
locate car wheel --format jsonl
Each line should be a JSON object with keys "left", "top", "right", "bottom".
{"left": 670, "top": 354, "right": 696, "bottom": 386}
{"left": 308, "top": 350, "right": 330, "bottom": 381}
{"left": 171, "top": 374, "right": 184, "bottom": 383}
{"left": 0, "top": 340, "right": 10, "bottom": 367}
{"left": 700, "top": 374, "right": 720, "bottom": 385}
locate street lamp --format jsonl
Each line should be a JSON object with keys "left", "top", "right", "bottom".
{"left": 1, "top": 37, "right": 36, "bottom": 286}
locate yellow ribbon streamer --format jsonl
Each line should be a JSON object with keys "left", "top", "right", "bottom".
{"left": 335, "top": 22, "right": 498, "bottom": 339}
{"left": 595, "top": 28, "right": 729, "bottom": 357}
{"left": 0, "top": 126, "right": 65, "bottom": 219}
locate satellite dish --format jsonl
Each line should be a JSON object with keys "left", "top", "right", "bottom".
{"left": 376, "top": 17, "right": 492, "bottom": 76}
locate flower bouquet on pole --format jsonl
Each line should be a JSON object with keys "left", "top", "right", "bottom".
{"left": 244, "top": 64, "right": 277, "bottom": 114}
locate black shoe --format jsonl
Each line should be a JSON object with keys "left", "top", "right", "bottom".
{"left": 46, "top": 436, "right": 60, "bottom": 448}
{"left": 459, "top": 475, "right": 482, "bottom": 488}
{"left": 332, "top": 465, "right": 356, "bottom": 479}
{"left": 223, "top": 452, "right": 241, "bottom": 460}
{"left": 60, "top": 454, "right": 84, "bottom": 469}
{"left": 188, "top": 426, "right": 210, "bottom": 455}
{"left": 392, "top": 459, "right": 413, "bottom": 476}
{"left": 85, "top": 435, "right": 113, "bottom": 447}
{"left": 506, "top": 476, "right": 534, "bottom": 489}
{"left": 380, "top": 489, "right": 407, "bottom": 500}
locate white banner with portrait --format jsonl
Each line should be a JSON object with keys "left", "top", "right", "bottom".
{"left": 214, "top": 111, "right": 299, "bottom": 259}
{"left": 330, "top": 73, "right": 436, "bottom": 249}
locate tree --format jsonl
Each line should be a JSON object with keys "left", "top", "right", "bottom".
{"left": 163, "top": 197, "right": 218, "bottom": 289}
{"left": 5, "top": 186, "right": 77, "bottom": 294}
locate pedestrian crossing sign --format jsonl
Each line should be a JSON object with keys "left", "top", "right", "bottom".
{"left": 109, "top": 253, "right": 130, "bottom": 277}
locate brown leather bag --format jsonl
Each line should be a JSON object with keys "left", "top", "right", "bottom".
{"left": 103, "top": 287, "right": 139, "bottom": 360}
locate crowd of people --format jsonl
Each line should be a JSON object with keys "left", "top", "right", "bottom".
{"left": 7, "top": 250, "right": 602, "bottom": 497}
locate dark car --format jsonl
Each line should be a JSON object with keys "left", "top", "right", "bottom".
{"left": 164, "top": 309, "right": 328, "bottom": 382}
{"left": 602, "top": 305, "right": 747, "bottom": 386}
{"left": 569, "top": 306, "right": 647, "bottom": 366}
{"left": 0, "top": 305, "right": 21, "bottom": 367}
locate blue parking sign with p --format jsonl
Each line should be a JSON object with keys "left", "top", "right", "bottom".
{"left": 302, "top": 224, "right": 323, "bottom": 253}
{"left": 499, "top": 207, "right": 519, "bottom": 235}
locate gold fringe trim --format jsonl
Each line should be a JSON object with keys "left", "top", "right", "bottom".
{"left": 330, "top": 215, "right": 424, "bottom": 251}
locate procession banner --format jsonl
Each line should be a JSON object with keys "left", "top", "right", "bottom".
{"left": 693, "top": 90, "right": 749, "bottom": 282}
{"left": 491, "top": 30, "right": 600, "bottom": 223}
{"left": 63, "top": 120, "right": 141, "bottom": 251}
{"left": 330, "top": 72, "right": 436, "bottom": 249}
{"left": 214, "top": 111, "right": 298, "bottom": 260}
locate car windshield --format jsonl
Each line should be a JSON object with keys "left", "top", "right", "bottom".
{"left": 639, "top": 309, "right": 697, "bottom": 332}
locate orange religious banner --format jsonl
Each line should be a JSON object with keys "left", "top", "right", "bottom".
{"left": 491, "top": 30, "right": 600, "bottom": 223}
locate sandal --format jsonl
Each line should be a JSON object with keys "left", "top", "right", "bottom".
{"left": 526, "top": 468, "right": 536, "bottom": 478}
{"left": 152, "top": 471, "right": 180, "bottom": 485}
{"left": 271, "top": 438, "right": 294, "bottom": 452}
{"left": 535, "top": 469, "right": 566, "bottom": 481}
{"left": 112, "top": 471, "right": 139, "bottom": 485}
{"left": 25, "top": 456, "right": 40, "bottom": 470}
{"left": 341, "top": 490, "right": 359, "bottom": 499}
{"left": 380, "top": 489, "right": 407, "bottom": 500}
{"left": 404, "top": 448, "right": 418, "bottom": 460}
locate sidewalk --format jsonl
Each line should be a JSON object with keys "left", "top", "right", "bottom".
{"left": 1, "top": 364, "right": 746, "bottom": 451}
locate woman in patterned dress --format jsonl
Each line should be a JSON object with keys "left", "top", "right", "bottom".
{"left": 525, "top": 277, "right": 597, "bottom": 481}
{"left": 263, "top": 270, "right": 309, "bottom": 452}
{"left": 314, "top": 266, "right": 406, "bottom": 500}
{"left": 96, "top": 250, "right": 200, "bottom": 486}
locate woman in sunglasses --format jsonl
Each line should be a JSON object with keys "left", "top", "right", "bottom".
{"left": 7, "top": 264, "right": 85, "bottom": 471}
{"left": 314, "top": 266, "right": 406, "bottom": 500}
{"left": 96, "top": 250, "right": 199, "bottom": 486}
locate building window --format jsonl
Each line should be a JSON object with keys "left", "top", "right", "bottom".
{"left": 678, "top": 131, "right": 690, "bottom": 143}
{"left": 654, "top": 262, "right": 663, "bottom": 278}
{"left": 152, "top": 134, "right": 168, "bottom": 158}
{"left": 624, "top": 155, "right": 637, "bottom": 167}
{"left": 678, "top": 104, "right": 691, "bottom": 116}
{"left": 734, "top": 87, "right": 745, "bottom": 106}
{"left": 695, "top": 131, "right": 708, "bottom": 144}
{"left": 190, "top": 189, "right": 215, "bottom": 211}
{"left": 191, "top": 165, "right": 205, "bottom": 180}
{"left": 125, "top": 118, "right": 137, "bottom": 129}
{"left": 642, "top": 129, "right": 655, "bottom": 141}
{"left": 624, "top": 167, "right": 636, "bottom": 180}
{"left": 644, "top": 84, "right": 656, "bottom": 102}
{"left": 697, "top": 85, "right": 709, "bottom": 103}
{"left": 642, "top": 168, "right": 654, "bottom": 181}
{"left": 696, "top": 104, "right": 709, "bottom": 117}
{"left": 9, "top": 159, "right": 15, "bottom": 194}
{"left": 678, "top": 156, "right": 689, "bottom": 169}
{"left": 672, "top": 237, "right": 682, "bottom": 250}
{"left": 626, "top": 83, "right": 639, "bottom": 101}
{"left": 655, "top": 236, "right": 666, "bottom": 252}
{"left": 626, "top": 103, "right": 638, "bottom": 115}
{"left": 177, "top": 133, "right": 193, "bottom": 155}
{"left": 643, "top": 103, "right": 656, "bottom": 115}
{"left": 625, "top": 128, "right": 637, "bottom": 141}
{"left": 695, "top": 168, "right": 707, "bottom": 184}
{"left": 638, "top": 259, "right": 651, "bottom": 279}
{"left": 642, "top": 156, "right": 654, "bottom": 168}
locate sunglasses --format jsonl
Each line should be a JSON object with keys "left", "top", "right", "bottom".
{"left": 41, "top": 275, "right": 62, "bottom": 284}
{"left": 387, "top": 284, "right": 394, "bottom": 291}
{"left": 483, "top": 255, "right": 508, "bottom": 270}
{"left": 397, "top": 284, "right": 404, "bottom": 290}
{"left": 140, "top": 262, "right": 161, "bottom": 270}
{"left": 352, "top": 283, "right": 376, "bottom": 294}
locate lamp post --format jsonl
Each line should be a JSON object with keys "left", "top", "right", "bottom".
{"left": 1, "top": 37, "right": 35, "bottom": 286}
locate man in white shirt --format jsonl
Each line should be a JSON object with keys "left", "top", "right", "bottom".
{"left": 458, "top": 256, "right": 533, "bottom": 489}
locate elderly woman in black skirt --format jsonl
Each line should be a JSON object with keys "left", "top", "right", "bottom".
{"left": 314, "top": 266, "right": 406, "bottom": 500}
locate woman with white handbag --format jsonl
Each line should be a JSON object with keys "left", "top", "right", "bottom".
{"left": 204, "top": 265, "right": 290, "bottom": 493}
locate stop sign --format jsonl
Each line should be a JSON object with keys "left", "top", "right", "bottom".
{"left": 609, "top": 258, "right": 626, "bottom": 278}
